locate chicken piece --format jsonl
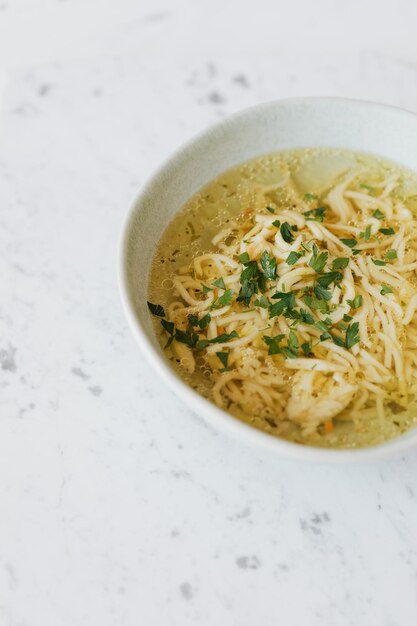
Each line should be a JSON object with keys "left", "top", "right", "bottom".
{"left": 286, "top": 371, "right": 357, "bottom": 435}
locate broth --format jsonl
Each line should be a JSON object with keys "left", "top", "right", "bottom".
{"left": 148, "top": 148, "right": 417, "bottom": 448}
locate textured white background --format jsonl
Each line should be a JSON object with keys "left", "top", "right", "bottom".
{"left": 2, "top": 1, "right": 417, "bottom": 625}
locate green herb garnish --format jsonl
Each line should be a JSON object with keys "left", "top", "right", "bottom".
{"left": 254, "top": 295, "right": 269, "bottom": 308}
{"left": 147, "top": 301, "right": 165, "bottom": 317}
{"left": 314, "top": 284, "right": 333, "bottom": 301}
{"left": 263, "top": 334, "right": 285, "bottom": 355}
{"left": 212, "top": 277, "right": 226, "bottom": 290}
{"left": 198, "top": 313, "right": 211, "bottom": 329}
{"left": 385, "top": 249, "right": 397, "bottom": 260}
{"left": 340, "top": 238, "right": 358, "bottom": 248}
{"left": 280, "top": 222, "right": 295, "bottom": 243}
{"left": 266, "top": 206, "right": 275, "bottom": 214}
{"left": 286, "top": 251, "right": 302, "bottom": 266}
{"left": 211, "top": 289, "right": 234, "bottom": 309}
{"left": 209, "top": 331, "right": 239, "bottom": 344}
{"left": 287, "top": 330, "right": 299, "bottom": 355}
{"left": 331, "top": 334, "right": 346, "bottom": 348}
{"left": 332, "top": 257, "right": 349, "bottom": 270}
{"left": 188, "top": 314, "right": 199, "bottom": 326}
{"left": 317, "top": 271, "right": 343, "bottom": 289}
{"left": 161, "top": 319, "right": 174, "bottom": 335}
{"left": 381, "top": 285, "right": 393, "bottom": 295}
{"left": 272, "top": 219, "right": 281, "bottom": 228}
{"left": 347, "top": 294, "right": 363, "bottom": 309}
{"left": 237, "top": 260, "right": 265, "bottom": 306}
{"left": 309, "top": 243, "right": 328, "bottom": 273}
{"left": 304, "top": 206, "right": 327, "bottom": 222}
{"left": 372, "top": 259, "right": 387, "bottom": 266}
{"left": 345, "top": 322, "right": 360, "bottom": 349}
{"left": 373, "top": 209, "right": 385, "bottom": 219}
{"left": 301, "top": 341, "right": 313, "bottom": 356}
{"left": 304, "top": 193, "right": 318, "bottom": 201}
{"left": 379, "top": 227, "right": 395, "bottom": 236}
{"left": 174, "top": 329, "right": 199, "bottom": 348}
{"left": 239, "top": 252, "right": 250, "bottom": 264}
{"left": 216, "top": 352, "right": 229, "bottom": 368}
{"left": 260, "top": 250, "right": 277, "bottom": 280}
{"left": 303, "top": 294, "right": 330, "bottom": 313}
{"left": 360, "top": 224, "right": 371, "bottom": 241}
{"left": 269, "top": 291, "right": 296, "bottom": 318}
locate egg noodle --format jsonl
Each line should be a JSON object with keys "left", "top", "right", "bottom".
{"left": 148, "top": 150, "right": 417, "bottom": 447}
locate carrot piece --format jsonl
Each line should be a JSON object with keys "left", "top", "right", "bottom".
{"left": 325, "top": 420, "right": 334, "bottom": 433}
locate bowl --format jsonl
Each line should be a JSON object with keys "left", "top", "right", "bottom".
{"left": 118, "top": 97, "right": 417, "bottom": 462}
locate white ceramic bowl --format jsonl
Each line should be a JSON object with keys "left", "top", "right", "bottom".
{"left": 119, "top": 97, "right": 417, "bottom": 462}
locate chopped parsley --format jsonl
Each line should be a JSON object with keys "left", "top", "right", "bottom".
{"left": 340, "top": 238, "right": 358, "bottom": 248}
{"left": 272, "top": 219, "right": 281, "bottom": 228}
{"left": 263, "top": 331, "right": 299, "bottom": 358}
{"left": 280, "top": 222, "right": 296, "bottom": 243}
{"left": 263, "top": 334, "right": 285, "bottom": 355}
{"left": 237, "top": 259, "right": 265, "bottom": 306}
{"left": 309, "top": 243, "right": 328, "bottom": 273}
{"left": 211, "top": 289, "right": 234, "bottom": 309}
{"left": 212, "top": 277, "right": 226, "bottom": 289}
{"left": 266, "top": 206, "right": 275, "bottom": 214}
{"left": 198, "top": 313, "right": 211, "bottom": 329}
{"left": 304, "top": 193, "right": 318, "bottom": 201}
{"left": 359, "top": 183, "right": 374, "bottom": 193}
{"left": 260, "top": 250, "right": 277, "bottom": 280}
{"left": 332, "top": 257, "right": 349, "bottom": 270}
{"left": 381, "top": 285, "right": 393, "bottom": 295}
{"left": 385, "top": 249, "right": 397, "bottom": 260}
{"left": 287, "top": 330, "right": 299, "bottom": 355}
{"left": 187, "top": 314, "right": 199, "bottom": 326}
{"left": 202, "top": 284, "right": 212, "bottom": 294}
{"left": 286, "top": 251, "right": 302, "bottom": 265}
{"left": 315, "top": 319, "right": 332, "bottom": 333}
{"left": 317, "top": 271, "right": 343, "bottom": 289}
{"left": 347, "top": 294, "right": 363, "bottom": 309}
{"left": 147, "top": 301, "right": 165, "bottom": 317}
{"left": 239, "top": 252, "right": 250, "bottom": 264}
{"left": 209, "top": 331, "right": 239, "bottom": 344}
{"left": 301, "top": 340, "right": 313, "bottom": 356}
{"left": 331, "top": 334, "right": 346, "bottom": 348}
{"left": 303, "top": 294, "right": 330, "bottom": 313}
{"left": 373, "top": 209, "right": 385, "bottom": 219}
{"left": 299, "top": 309, "right": 315, "bottom": 324}
{"left": 314, "top": 284, "right": 333, "bottom": 301}
{"left": 269, "top": 291, "right": 296, "bottom": 318}
{"left": 161, "top": 319, "right": 174, "bottom": 335}
{"left": 254, "top": 295, "right": 269, "bottom": 308}
{"left": 303, "top": 206, "right": 327, "bottom": 222}
{"left": 372, "top": 259, "right": 387, "bottom": 266}
{"left": 345, "top": 322, "right": 360, "bottom": 349}
{"left": 379, "top": 227, "right": 395, "bottom": 236}
{"left": 360, "top": 224, "right": 372, "bottom": 241}
{"left": 174, "top": 329, "right": 199, "bottom": 348}
{"left": 216, "top": 352, "right": 229, "bottom": 368}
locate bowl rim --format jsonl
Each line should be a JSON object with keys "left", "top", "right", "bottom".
{"left": 118, "top": 96, "right": 417, "bottom": 462}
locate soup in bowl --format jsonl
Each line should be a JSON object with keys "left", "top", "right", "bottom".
{"left": 119, "top": 98, "right": 417, "bottom": 461}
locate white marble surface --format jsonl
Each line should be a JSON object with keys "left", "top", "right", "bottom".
{"left": 2, "top": 2, "right": 417, "bottom": 625}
